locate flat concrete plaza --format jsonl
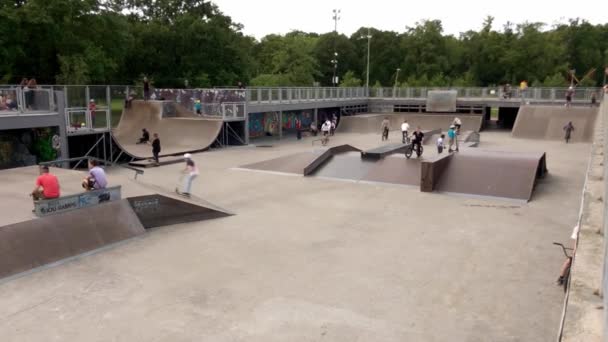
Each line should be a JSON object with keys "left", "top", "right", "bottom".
{"left": 0, "top": 131, "right": 591, "bottom": 341}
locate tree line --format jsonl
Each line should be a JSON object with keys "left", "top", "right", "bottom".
{"left": 1, "top": 0, "right": 607, "bottom": 88}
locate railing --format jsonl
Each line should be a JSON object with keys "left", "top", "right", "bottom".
{"left": 369, "top": 86, "right": 604, "bottom": 102}
{"left": 246, "top": 87, "right": 368, "bottom": 104}
{"left": 0, "top": 86, "right": 56, "bottom": 115}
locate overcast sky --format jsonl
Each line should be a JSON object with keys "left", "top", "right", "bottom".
{"left": 213, "top": 0, "right": 606, "bottom": 39}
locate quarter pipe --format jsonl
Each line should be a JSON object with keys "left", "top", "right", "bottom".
{"left": 512, "top": 106, "right": 598, "bottom": 142}
{"left": 112, "top": 101, "right": 223, "bottom": 159}
{"left": 338, "top": 113, "right": 483, "bottom": 134}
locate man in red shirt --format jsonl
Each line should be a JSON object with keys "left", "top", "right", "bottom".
{"left": 31, "top": 165, "right": 60, "bottom": 201}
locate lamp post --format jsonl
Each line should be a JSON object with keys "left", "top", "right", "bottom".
{"left": 393, "top": 68, "right": 401, "bottom": 91}
{"left": 360, "top": 28, "right": 372, "bottom": 89}
{"left": 332, "top": 9, "right": 341, "bottom": 86}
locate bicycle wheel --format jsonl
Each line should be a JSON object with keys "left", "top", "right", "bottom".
{"left": 416, "top": 145, "right": 423, "bottom": 157}
{"left": 405, "top": 146, "right": 413, "bottom": 159}
{"left": 563, "top": 259, "right": 571, "bottom": 293}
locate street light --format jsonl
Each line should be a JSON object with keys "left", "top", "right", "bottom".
{"left": 394, "top": 68, "right": 401, "bottom": 88}
{"left": 331, "top": 52, "right": 339, "bottom": 86}
{"left": 332, "top": 9, "right": 341, "bottom": 87}
{"left": 360, "top": 28, "right": 372, "bottom": 89}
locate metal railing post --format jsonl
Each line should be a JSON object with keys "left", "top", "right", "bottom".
{"left": 85, "top": 86, "right": 91, "bottom": 129}
{"left": 106, "top": 86, "right": 111, "bottom": 129}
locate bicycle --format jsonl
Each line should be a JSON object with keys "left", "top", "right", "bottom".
{"left": 554, "top": 242, "right": 573, "bottom": 293}
{"left": 405, "top": 141, "right": 423, "bottom": 159}
{"left": 402, "top": 132, "right": 411, "bottom": 144}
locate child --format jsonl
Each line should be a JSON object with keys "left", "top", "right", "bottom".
{"left": 176, "top": 153, "right": 199, "bottom": 197}
{"left": 437, "top": 134, "right": 445, "bottom": 154}
{"left": 194, "top": 99, "right": 202, "bottom": 115}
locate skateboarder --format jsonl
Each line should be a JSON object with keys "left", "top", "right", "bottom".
{"left": 151, "top": 133, "right": 161, "bottom": 165}
{"left": 564, "top": 121, "right": 574, "bottom": 143}
{"left": 82, "top": 159, "right": 107, "bottom": 190}
{"left": 137, "top": 128, "right": 150, "bottom": 144}
{"left": 381, "top": 117, "right": 390, "bottom": 141}
{"left": 31, "top": 165, "right": 60, "bottom": 204}
{"left": 401, "top": 120, "right": 410, "bottom": 143}
{"left": 176, "top": 153, "right": 199, "bottom": 197}
{"left": 437, "top": 134, "right": 445, "bottom": 154}
{"left": 448, "top": 125, "right": 458, "bottom": 152}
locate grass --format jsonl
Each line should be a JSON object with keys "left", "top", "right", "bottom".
{"left": 490, "top": 107, "right": 499, "bottom": 120}
{"left": 111, "top": 99, "right": 124, "bottom": 127}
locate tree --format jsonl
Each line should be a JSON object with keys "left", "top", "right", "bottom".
{"left": 340, "top": 71, "right": 362, "bottom": 87}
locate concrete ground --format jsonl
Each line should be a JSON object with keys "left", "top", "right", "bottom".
{"left": 0, "top": 130, "right": 592, "bottom": 341}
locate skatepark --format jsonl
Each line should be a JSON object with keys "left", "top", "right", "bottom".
{"left": 0, "top": 85, "right": 605, "bottom": 341}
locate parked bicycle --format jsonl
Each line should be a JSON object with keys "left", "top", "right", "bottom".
{"left": 554, "top": 242, "right": 573, "bottom": 293}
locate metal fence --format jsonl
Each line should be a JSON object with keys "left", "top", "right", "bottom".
{"left": 368, "top": 86, "right": 603, "bottom": 102}
{"left": 153, "top": 88, "right": 246, "bottom": 119}
{"left": 0, "top": 86, "right": 56, "bottom": 115}
{"left": 246, "top": 87, "right": 368, "bottom": 104}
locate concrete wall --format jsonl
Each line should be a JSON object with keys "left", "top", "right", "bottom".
{"left": 560, "top": 99, "right": 606, "bottom": 341}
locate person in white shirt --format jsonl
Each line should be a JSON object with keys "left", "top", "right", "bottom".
{"left": 401, "top": 120, "right": 410, "bottom": 143}
{"left": 321, "top": 120, "right": 331, "bottom": 145}
{"left": 381, "top": 117, "right": 390, "bottom": 141}
{"left": 437, "top": 134, "right": 445, "bottom": 154}
{"left": 176, "top": 153, "right": 199, "bottom": 197}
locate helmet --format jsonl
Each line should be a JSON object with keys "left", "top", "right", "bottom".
{"left": 183, "top": 153, "right": 192, "bottom": 159}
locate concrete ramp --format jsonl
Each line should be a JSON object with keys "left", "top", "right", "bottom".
{"left": 112, "top": 100, "right": 223, "bottom": 159}
{"left": 128, "top": 193, "right": 232, "bottom": 229}
{"left": 239, "top": 145, "right": 361, "bottom": 176}
{"left": 512, "top": 106, "right": 598, "bottom": 142}
{"left": 433, "top": 150, "right": 547, "bottom": 201}
{"left": 0, "top": 200, "right": 145, "bottom": 279}
{"left": 338, "top": 113, "right": 483, "bottom": 134}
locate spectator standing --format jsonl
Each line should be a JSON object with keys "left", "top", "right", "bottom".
{"left": 143, "top": 76, "right": 150, "bottom": 101}
{"left": 26, "top": 78, "right": 37, "bottom": 110}
{"left": 448, "top": 125, "right": 458, "bottom": 152}
{"left": 519, "top": 80, "right": 528, "bottom": 103}
{"left": 437, "top": 134, "right": 445, "bottom": 154}
{"left": 381, "top": 117, "right": 390, "bottom": 141}
{"left": 565, "top": 86, "right": 574, "bottom": 107}
{"left": 194, "top": 99, "right": 202, "bottom": 115}
{"left": 151, "top": 133, "right": 161, "bottom": 165}
{"left": 295, "top": 118, "right": 302, "bottom": 140}
{"left": 88, "top": 99, "right": 97, "bottom": 127}
{"left": 591, "top": 92, "right": 597, "bottom": 107}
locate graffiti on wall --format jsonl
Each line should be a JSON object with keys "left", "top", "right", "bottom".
{"left": 249, "top": 112, "right": 280, "bottom": 138}
{"left": 282, "top": 111, "right": 312, "bottom": 130}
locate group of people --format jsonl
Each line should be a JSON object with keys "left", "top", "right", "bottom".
{"left": 0, "top": 92, "right": 18, "bottom": 111}
{"left": 381, "top": 116, "right": 462, "bottom": 155}
{"left": 31, "top": 160, "right": 108, "bottom": 209}
{"left": 136, "top": 128, "right": 162, "bottom": 164}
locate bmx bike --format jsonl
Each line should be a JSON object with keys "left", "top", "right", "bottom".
{"left": 554, "top": 242, "right": 573, "bottom": 293}
{"left": 405, "top": 141, "right": 423, "bottom": 159}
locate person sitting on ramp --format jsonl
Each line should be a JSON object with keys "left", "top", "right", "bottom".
{"left": 82, "top": 159, "right": 108, "bottom": 190}
{"left": 137, "top": 128, "right": 150, "bottom": 144}
{"left": 31, "top": 165, "right": 60, "bottom": 207}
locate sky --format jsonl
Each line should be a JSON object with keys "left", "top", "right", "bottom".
{"left": 212, "top": 0, "right": 607, "bottom": 39}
